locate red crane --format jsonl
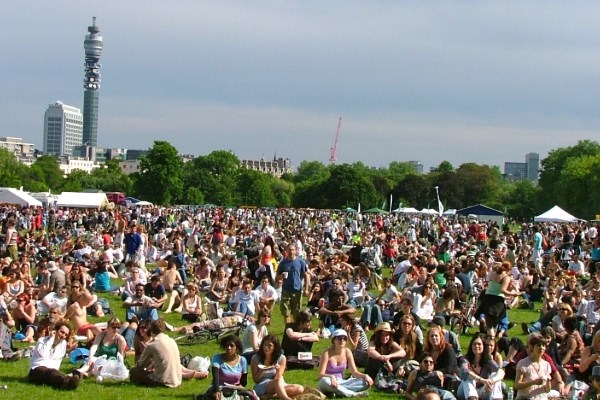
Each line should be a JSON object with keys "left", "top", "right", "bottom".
{"left": 329, "top": 117, "right": 342, "bottom": 164}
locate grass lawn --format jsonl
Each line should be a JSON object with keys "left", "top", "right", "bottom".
{"left": 1, "top": 273, "right": 539, "bottom": 400}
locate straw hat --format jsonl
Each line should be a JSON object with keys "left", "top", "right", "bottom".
{"left": 373, "top": 322, "right": 393, "bottom": 334}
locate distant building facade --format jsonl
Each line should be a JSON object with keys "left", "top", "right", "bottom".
{"left": 241, "top": 157, "right": 293, "bottom": 177}
{"left": 58, "top": 155, "right": 101, "bottom": 175}
{"left": 43, "top": 101, "right": 83, "bottom": 156}
{"left": 0, "top": 137, "right": 36, "bottom": 165}
{"left": 504, "top": 152, "right": 539, "bottom": 182}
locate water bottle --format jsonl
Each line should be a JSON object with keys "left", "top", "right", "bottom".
{"left": 507, "top": 387, "right": 514, "bottom": 400}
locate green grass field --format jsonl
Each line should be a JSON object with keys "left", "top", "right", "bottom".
{"left": 1, "top": 274, "right": 538, "bottom": 400}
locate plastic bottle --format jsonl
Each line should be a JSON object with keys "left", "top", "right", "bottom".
{"left": 507, "top": 387, "right": 514, "bottom": 400}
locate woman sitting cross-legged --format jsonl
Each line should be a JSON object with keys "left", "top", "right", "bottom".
{"left": 204, "top": 335, "right": 258, "bottom": 400}
{"left": 75, "top": 316, "right": 127, "bottom": 378}
{"left": 318, "top": 329, "right": 374, "bottom": 397}
{"left": 250, "top": 335, "right": 307, "bottom": 400}
{"left": 456, "top": 333, "right": 504, "bottom": 400}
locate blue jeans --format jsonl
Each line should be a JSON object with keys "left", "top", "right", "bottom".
{"left": 360, "top": 301, "right": 383, "bottom": 328}
{"left": 126, "top": 307, "right": 159, "bottom": 322}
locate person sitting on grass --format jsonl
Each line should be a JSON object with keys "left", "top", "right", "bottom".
{"left": 64, "top": 289, "right": 102, "bottom": 342}
{"left": 28, "top": 320, "right": 80, "bottom": 390}
{"left": 123, "top": 283, "right": 159, "bottom": 322}
{"left": 130, "top": 319, "right": 182, "bottom": 388}
{"left": 180, "top": 282, "right": 203, "bottom": 323}
{"left": 364, "top": 322, "right": 406, "bottom": 380}
{"left": 317, "top": 329, "right": 373, "bottom": 397}
{"left": 75, "top": 316, "right": 127, "bottom": 378}
{"left": 281, "top": 310, "right": 320, "bottom": 370}
{"left": 251, "top": 334, "right": 306, "bottom": 400}
{"left": 242, "top": 308, "right": 270, "bottom": 363}
{"left": 133, "top": 318, "right": 207, "bottom": 381}
{"left": 204, "top": 335, "right": 258, "bottom": 400}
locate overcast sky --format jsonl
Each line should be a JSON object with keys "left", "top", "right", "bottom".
{"left": 3, "top": 1, "right": 600, "bottom": 171}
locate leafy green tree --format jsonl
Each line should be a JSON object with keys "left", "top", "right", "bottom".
{"left": 392, "top": 174, "right": 430, "bottom": 208}
{"left": 436, "top": 161, "right": 454, "bottom": 173}
{"left": 32, "top": 155, "right": 63, "bottom": 191}
{"left": 61, "top": 169, "right": 89, "bottom": 192}
{"left": 538, "top": 140, "right": 600, "bottom": 209}
{"left": 294, "top": 161, "right": 330, "bottom": 184}
{"left": 0, "top": 148, "right": 26, "bottom": 188}
{"left": 321, "top": 164, "right": 379, "bottom": 209}
{"left": 133, "top": 141, "right": 184, "bottom": 205}
{"left": 502, "top": 180, "right": 541, "bottom": 220}
{"left": 237, "top": 169, "right": 276, "bottom": 207}
{"left": 555, "top": 154, "right": 600, "bottom": 219}
{"left": 88, "top": 160, "right": 132, "bottom": 193}
{"left": 189, "top": 151, "right": 240, "bottom": 206}
{"left": 271, "top": 178, "right": 294, "bottom": 207}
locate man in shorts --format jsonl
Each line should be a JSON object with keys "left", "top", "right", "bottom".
{"left": 278, "top": 244, "right": 307, "bottom": 323}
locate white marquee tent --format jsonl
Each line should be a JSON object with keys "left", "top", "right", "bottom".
{"left": 56, "top": 192, "right": 109, "bottom": 209}
{"left": 0, "top": 188, "right": 42, "bottom": 207}
{"left": 534, "top": 205, "right": 582, "bottom": 223}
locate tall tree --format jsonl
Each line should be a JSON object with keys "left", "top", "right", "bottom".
{"left": 189, "top": 150, "right": 240, "bottom": 206}
{"left": 133, "top": 141, "right": 184, "bottom": 205}
{"left": 31, "top": 155, "right": 63, "bottom": 191}
{"left": 237, "top": 169, "right": 276, "bottom": 207}
{"left": 538, "top": 140, "right": 600, "bottom": 209}
{"left": 0, "top": 148, "right": 26, "bottom": 188}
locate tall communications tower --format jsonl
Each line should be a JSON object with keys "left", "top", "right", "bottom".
{"left": 82, "top": 17, "right": 103, "bottom": 147}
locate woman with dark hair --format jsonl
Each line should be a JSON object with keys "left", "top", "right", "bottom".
{"left": 405, "top": 353, "right": 445, "bottom": 397}
{"left": 365, "top": 322, "right": 406, "bottom": 379}
{"left": 281, "top": 310, "right": 320, "bottom": 370}
{"left": 394, "top": 314, "right": 424, "bottom": 378}
{"left": 560, "top": 316, "right": 584, "bottom": 370}
{"left": 475, "top": 261, "right": 521, "bottom": 337}
{"left": 306, "top": 281, "right": 325, "bottom": 315}
{"left": 242, "top": 308, "right": 270, "bottom": 363}
{"left": 251, "top": 335, "right": 305, "bottom": 400}
{"left": 205, "top": 335, "right": 257, "bottom": 400}
{"left": 457, "top": 333, "right": 503, "bottom": 400}
{"left": 340, "top": 313, "right": 369, "bottom": 368}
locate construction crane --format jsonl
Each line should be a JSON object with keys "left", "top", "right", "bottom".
{"left": 329, "top": 117, "right": 342, "bottom": 164}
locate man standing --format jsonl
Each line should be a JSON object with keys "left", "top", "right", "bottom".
{"left": 278, "top": 244, "right": 308, "bottom": 323}
{"left": 130, "top": 319, "right": 181, "bottom": 388}
{"left": 28, "top": 321, "right": 80, "bottom": 390}
{"left": 123, "top": 223, "right": 142, "bottom": 263}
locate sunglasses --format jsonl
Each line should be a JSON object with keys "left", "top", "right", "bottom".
{"left": 560, "top": 308, "right": 570, "bottom": 311}
{"left": 423, "top": 360, "right": 434, "bottom": 364}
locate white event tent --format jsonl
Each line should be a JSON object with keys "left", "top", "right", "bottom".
{"left": 56, "top": 192, "right": 109, "bottom": 209}
{"left": 0, "top": 188, "right": 43, "bottom": 207}
{"left": 534, "top": 205, "right": 582, "bottom": 223}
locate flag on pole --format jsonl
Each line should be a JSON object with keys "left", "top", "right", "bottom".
{"left": 357, "top": 203, "right": 361, "bottom": 214}
{"left": 435, "top": 186, "right": 444, "bottom": 217}
{"left": 389, "top": 194, "right": 393, "bottom": 213}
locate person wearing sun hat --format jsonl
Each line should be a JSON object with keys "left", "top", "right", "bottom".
{"left": 365, "top": 322, "right": 406, "bottom": 380}
{"left": 318, "top": 328, "right": 373, "bottom": 397}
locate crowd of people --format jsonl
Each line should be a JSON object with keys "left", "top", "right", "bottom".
{"left": 1, "top": 204, "right": 600, "bottom": 400}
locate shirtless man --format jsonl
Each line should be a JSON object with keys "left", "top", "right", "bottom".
{"left": 64, "top": 290, "right": 101, "bottom": 341}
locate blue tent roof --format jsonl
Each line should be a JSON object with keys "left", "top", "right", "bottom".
{"left": 456, "top": 204, "right": 503, "bottom": 216}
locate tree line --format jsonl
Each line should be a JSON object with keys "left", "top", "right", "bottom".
{"left": 1, "top": 140, "right": 598, "bottom": 220}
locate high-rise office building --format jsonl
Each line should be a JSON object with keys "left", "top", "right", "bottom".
{"left": 525, "top": 152, "right": 540, "bottom": 182}
{"left": 82, "top": 17, "right": 103, "bottom": 147}
{"left": 43, "top": 101, "right": 83, "bottom": 156}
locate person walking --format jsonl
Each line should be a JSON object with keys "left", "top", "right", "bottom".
{"left": 278, "top": 244, "right": 308, "bottom": 323}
